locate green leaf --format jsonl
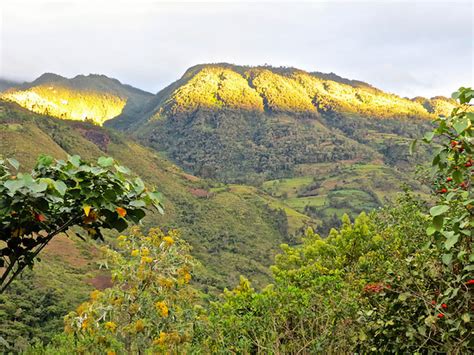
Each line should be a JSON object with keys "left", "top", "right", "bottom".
{"left": 4, "top": 179, "right": 25, "bottom": 193}
{"left": 423, "top": 132, "right": 435, "bottom": 142}
{"left": 432, "top": 215, "right": 444, "bottom": 231}
{"left": 7, "top": 158, "right": 19, "bottom": 170}
{"left": 98, "top": 157, "right": 114, "bottom": 167}
{"left": 453, "top": 117, "right": 470, "bottom": 135}
{"left": 444, "top": 233, "right": 459, "bottom": 250}
{"left": 37, "top": 154, "right": 53, "bottom": 167}
{"left": 430, "top": 205, "right": 449, "bottom": 217}
{"left": 426, "top": 226, "right": 436, "bottom": 236}
{"left": 129, "top": 200, "right": 146, "bottom": 208}
{"left": 466, "top": 112, "right": 474, "bottom": 123}
{"left": 53, "top": 180, "right": 67, "bottom": 196}
{"left": 442, "top": 253, "right": 452, "bottom": 265}
{"left": 398, "top": 292, "right": 410, "bottom": 301}
{"left": 461, "top": 313, "right": 470, "bottom": 323}
{"left": 116, "top": 165, "right": 131, "bottom": 174}
{"left": 69, "top": 155, "right": 81, "bottom": 167}
{"left": 452, "top": 170, "right": 463, "bottom": 183}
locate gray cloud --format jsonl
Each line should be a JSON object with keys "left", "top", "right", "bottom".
{"left": 0, "top": 0, "right": 472, "bottom": 97}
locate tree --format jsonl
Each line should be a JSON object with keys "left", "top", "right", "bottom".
{"left": 0, "top": 154, "right": 163, "bottom": 293}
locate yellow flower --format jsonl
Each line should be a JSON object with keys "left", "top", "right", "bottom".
{"left": 163, "top": 236, "right": 174, "bottom": 246}
{"left": 155, "top": 301, "right": 169, "bottom": 317}
{"left": 183, "top": 271, "right": 192, "bottom": 283}
{"left": 117, "top": 235, "right": 127, "bottom": 241}
{"left": 153, "top": 331, "right": 167, "bottom": 345}
{"left": 158, "top": 278, "right": 174, "bottom": 289}
{"left": 131, "top": 249, "right": 139, "bottom": 257}
{"left": 105, "top": 321, "right": 117, "bottom": 332}
{"left": 107, "top": 351, "right": 116, "bottom": 355}
{"left": 141, "top": 247, "right": 150, "bottom": 256}
{"left": 81, "top": 318, "right": 89, "bottom": 330}
{"left": 90, "top": 290, "right": 102, "bottom": 301}
{"left": 76, "top": 302, "right": 88, "bottom": 315}
{"left": 134, "top": 319, "right": 145, "bottom": 333}
{"left": 141, "top": 256, "right": 153, "bottom": 263}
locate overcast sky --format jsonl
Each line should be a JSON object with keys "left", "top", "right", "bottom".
{"left": 0, "top": 0, "right": 472, "bottom": 97}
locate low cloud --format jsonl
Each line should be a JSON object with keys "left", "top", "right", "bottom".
{"left": 0, "top": 0, "right": 472, "bottom": 97}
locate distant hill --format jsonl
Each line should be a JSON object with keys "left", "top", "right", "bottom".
{"left": 1, "top": 73, "right": 153, "bottom": 125}
{"left": 0, "top": 98, "right": 311, "bottom": 291}
{"left": 107, "top": 63, "right": 445, "bottom": 182}
{"left": 0, "top": 78, "right": 22, "bottom": 92}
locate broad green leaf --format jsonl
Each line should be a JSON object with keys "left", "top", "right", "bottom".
{"left": 69, "top": 155, "right": 81, "bottom": 167}
{"left": 423, "top": 132, "right": 435, "bottom": 142}
{"left": 442, "top": 253, "right": 452, "bottom": 265}
{"left": 444, "top": 232, "right": 459, "bottom": 250}
{"left": 54, "top": 180, "right": 67, "bottom": 196}
{"left": 466, "top": 112, "right": 474, "bottom": 122}
{"left": 98, "top": 156, "right": 114, "bottom": 167}
{"left": 453, "top": 117, "right": 470, "bottom": 134}
{"left": 4, "top": 179, "right": 25, "bottom": 193}
{"left": 426, "top": 226, "right": 436, "bottom": 236}
{"left": 116, "top": 165, "right": 131, "bottom": 174}
{"left": 430, "top": 205, "right": 449, "bottom": 217}
{"left": 129, "top": 200, "right": 146, "bottom": 208}
{"left": 432, "top": 215, "right": 444, "bottom": 231}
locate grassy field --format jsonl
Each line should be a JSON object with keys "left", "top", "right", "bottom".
{"left": 261, "top": 161, "right": 425, "bottom": 229}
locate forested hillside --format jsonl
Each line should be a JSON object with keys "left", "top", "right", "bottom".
{"left": 107, "top": 63, "right": 450, "bottom": 183}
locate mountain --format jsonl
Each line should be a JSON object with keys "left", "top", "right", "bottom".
{"left": 0, "top": 98, "right": 314, "bottom": 291}
{"left": 1, "top": 73, "right": 153, "bottom": 125}
{"left": 107, "top": 63, "right": 449, "bottom": 183}
{"left": 0, "top": 79, "right": 22, "bottom": 92}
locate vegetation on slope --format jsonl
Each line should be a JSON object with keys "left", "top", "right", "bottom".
{"left": 1, "top": 74, "right": 153, "bottom": 125}
{"left": 108, "top": 63, "right": 441, "bottom": 183}
{"left": 30, "top": 87, "right": 473, "bottom": 353}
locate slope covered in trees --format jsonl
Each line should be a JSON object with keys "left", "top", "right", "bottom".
{"left": 16, "top": 86, "right": 473, "bottom": 354}
{"left": 107, "top": 63, "right": 448, "bottom": 183}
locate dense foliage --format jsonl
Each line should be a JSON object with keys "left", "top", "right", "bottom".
{"left": 0, "top": 154, "right": 162, "bottom": 292}
{"left": 21, "top": 86, "right": 473, "bottom": 353}
{"left": 119, "top": 64, "right": 440, "bottom": 183}
{"left": 32, "top": 228, "right": 197, "bottom": 354}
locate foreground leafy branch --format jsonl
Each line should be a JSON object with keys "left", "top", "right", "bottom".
{"left": 0, "top": 154, "right": 163, "bottom": 293}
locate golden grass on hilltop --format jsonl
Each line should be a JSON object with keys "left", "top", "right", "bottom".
{"left": 2, "top": 85, "right": 127, "bottom": 125}
{"left": 160, "top": 64, "right": 461, "bottom": 119}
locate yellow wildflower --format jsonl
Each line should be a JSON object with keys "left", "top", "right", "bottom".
{"left": 153, "top": 331, "right": 167, "bottom": 345}
{"left": 141, "top": 256, "right": 153, "bottom": 263}
{"left": 155, "top": 301, "right": 169, "bottom": 317}
{"left": 106, "top": 351, "right": 116, "bottom": 355}
{"left": 131, "top": 249, "right": 139, "bottom": 257}
{"left": 81, "top": 318, "right": 89, "bottom": 330}
{"left": 183, "top": 271, "right": 192, "bottom": 283}
{"left": 141, "top": 247, "right": 150, "bottom": 256}
{"left": 76, "top": 302, "right": 88, "bottom": 315}
{"left": 90, "top": 290, "right": 102, "bottom": 301}
{"left": 117, "top": 235, "right": 127, "bottom": 241}
{"left": 158, "top": 278, "right": 174, "bottom": 289}
{"left": 105, "top": 321, "right": 117, "bottom": 332}
{"left": 134, "top": 319, "right": 145, "bottom": 333}
{"left": 163, "top": 236, "right": 174, "bottom": 246}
